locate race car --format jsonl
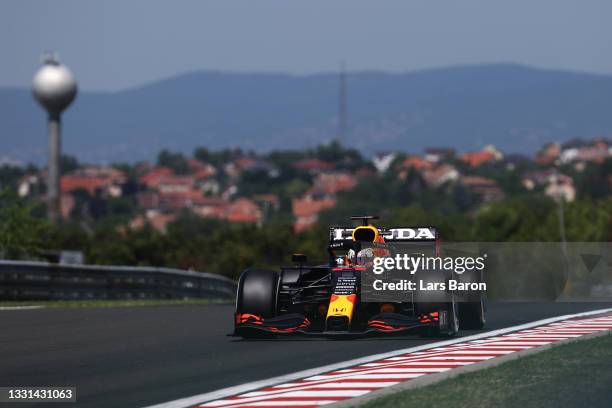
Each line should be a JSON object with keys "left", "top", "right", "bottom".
{"left": 234, "top": 216, "right": 485, "bottom": 338}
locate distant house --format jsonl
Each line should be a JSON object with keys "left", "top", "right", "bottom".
{"left": 559, "top": 148, "right": 579, "bottom": 164}
{"left": 221, "top": 185, "right": 238, "bottom": 200}
{"left": 459, "top": 151, "right": 494, "bottom": 168}
{"left": 544, "top": 175, "right": 576, "bottom": 202}
{"left": 193, "top": 197, "right": 230, "bottom": 218}
{"left": 135, "top": 191, "right": 264, "bottom": 225}
{"left": 157, "top": 175, "right": 195, "bottom": 194}
{"left": 522, "top": 170, "right": 560, "bottom": 190}
{"left": 61, "top": 175, "right": 107, "bottom": 196}
{"left": 399, "top": 155, "right": 433, "bottom": 171}
{"left": 396, "top": 155, "right": 433, "bottom": 182}
{"left": 130, "top": 211, "right": 177, "bottom": 233}
{"left": 313, "top": 172, "right": 357, "bottom": 194}
{"left": 139, "top": 167, "right": 174, "bottom": 189}
{"left": 291, "top": 163, "right": 356, "bottom": 231}
{"left": 371, "top": 152, "right": 397, "bottom": 173}
{"left": 460, "top": 175, "right": 504, "bottom": 202}
{"left": 424, "top": 148, "right": 456, "bottom": 163}
{"left": 137, "top": 191, "right": 160, "bottom": 211}
{"left": 17, "top": 174, "right": 41, "bottom": 197}
{"left": 522, "top": 170, "right": 576, "bottom": 202}
{"left": 225, "top": 157, "right": 256, "bottom": 177}
{"left": 188, "top": 159, "right": 217, "bottom": 180}
{"left": 137, "top": 189, "right": 209, "bottom": 211}
{"left": 422, "top": 164, "right": 460, "bottom": 187}
{"left": 459, "top": 145, "right": 503, "bottom": 168}
{"left": 535, "top": 143, "right": 561, "bottom": 165}
{"left": 198, "top": 178, "right": 221, "bottom": 196}
{"left": 224, "top": 198, "right": 263, "bottom": 224}
{"left": 158, "top": 190, "right": 209, "bottom": 210}
{"left": 292, "top": 192, "right": 336, "bottom": 232}
{"left": 60, "top": 166, "right": 126, "bottom": 197}
{"left": 293, "top": 158, "right": 335, "bottom": 174}
{"left": 559, "top": 140, "right": 610, "bottom": 165}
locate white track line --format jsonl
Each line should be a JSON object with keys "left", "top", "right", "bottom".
{"left": 142, "top": 307, "right": 612, "bottom": 408}
{"left": 0, "top": 306, "right": 44, "bottom": 311}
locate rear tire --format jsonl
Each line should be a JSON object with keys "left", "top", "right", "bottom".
{"left": 236, "top": 269, "right": 279, "bottom": 318}
{"left": 459, "top": 299, "right": 486, "bottom": 330}
{"left": 437, "top": 299, "right": 460, "bottom": 337}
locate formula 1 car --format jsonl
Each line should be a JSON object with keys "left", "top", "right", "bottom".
{"left": 234, "top": 216, "right": 485, "bottom": 338}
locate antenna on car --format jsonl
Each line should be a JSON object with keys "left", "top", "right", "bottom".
{"left": 350, "top": 215, "right": 379, "bottom": 226}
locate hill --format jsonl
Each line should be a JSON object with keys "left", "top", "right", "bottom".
{"left": 2, "top": 64, "right": 612, "bottom": 163}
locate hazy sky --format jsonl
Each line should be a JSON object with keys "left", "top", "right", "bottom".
{"left": 1, "top": 0, "right": 611, "bottom": 91}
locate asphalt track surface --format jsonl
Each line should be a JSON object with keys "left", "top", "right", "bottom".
{"left": 1, "top": 302, "right": 611, "bottom": 408}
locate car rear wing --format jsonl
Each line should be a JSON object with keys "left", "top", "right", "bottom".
{"left": 329, "top": 226, "right": 438, "bottom": 243}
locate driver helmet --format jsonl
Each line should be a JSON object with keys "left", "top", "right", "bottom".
{"left": 356, "top": 247, "right": 375, "bottom": 266}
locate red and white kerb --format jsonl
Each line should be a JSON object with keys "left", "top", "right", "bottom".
{"left": 200, "top": 313, "right": 612, "bottom": 408}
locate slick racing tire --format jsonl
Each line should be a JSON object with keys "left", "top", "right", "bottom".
{"left": 414, "top": 268, "right": 460, "bottom": 338}
{"left": 459, "top": 298, "right": 486, "bottom": 330}
{"left": 236, "top": 268, "right": 279, "bottom": 318}
{"left": 445, "top": 299, "right": 460, "bottom": 337}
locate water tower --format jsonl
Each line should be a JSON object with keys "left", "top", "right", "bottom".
{"left": 32, "top": 53, "right": 78, "bottom": 223}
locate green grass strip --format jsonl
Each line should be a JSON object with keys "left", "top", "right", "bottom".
{"left": 363, "top": 332, "right": 612, "bottom": 408}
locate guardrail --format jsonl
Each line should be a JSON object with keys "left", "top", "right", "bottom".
{"left": 0, "top": 260, "right": 236, "bottom": 301}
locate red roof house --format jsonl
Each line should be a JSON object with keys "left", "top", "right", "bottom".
{"left": 139, "top": 167, "right": 174, "bottom": 189}
{"left": 292, "top": 194, "right": 336, "bottom": 232}
{"left": 459, "top": 151, "right": 496, "bottom": 167}
{"left": 313, "top": 172, "right": 357, "bottom": 194}
{"left": 60, "top": 175, "right": 109, "bottom": 195}
{"left": 399, "top": 155, "right": 433, "bottom": 171}
{"left": 224, "top": 198, "right": 262, "bottom": 224}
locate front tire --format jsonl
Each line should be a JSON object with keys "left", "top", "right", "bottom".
{"left": 416, "top": 300, "right": 459, "bottom": 338}
{"left": 236, "top": 269, "right": 279, "bottom": 318}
